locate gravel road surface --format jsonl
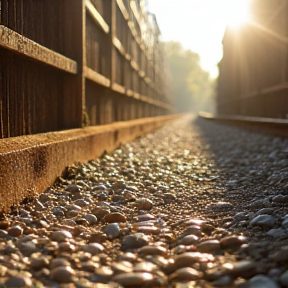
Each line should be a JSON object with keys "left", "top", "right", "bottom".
{"left": 1, "top": 115, "right": 288, "bottom": 287}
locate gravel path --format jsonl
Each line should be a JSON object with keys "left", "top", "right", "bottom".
{"left": 1, "top": 115, "right": 288, "bottom": 287}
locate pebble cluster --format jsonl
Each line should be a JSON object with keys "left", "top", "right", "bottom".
{"left": 1, "top": 116, "right": 288, "bottom": 287}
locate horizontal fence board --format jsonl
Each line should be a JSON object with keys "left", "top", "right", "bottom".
{"left": 0, "top": 115, "right": 178, "bottom": 212}
{"left": 116, "top": 0, "right": 129, "bottom": 20}
{"left": 127, "top": 89, "right": 134, "bottom": 97}
{"left": 0, "top": 25, "right": 77, "bottom": 74}
{"left": 85, "top": 0, "right": 109, "bottom": 34}
{"left": 113, "top": 36, "right": 125, "bottom": 56}
{"left": 112, "top": 82, "right": 126, "bottom": 94}
{"left": 0, "top": 0, "right": 174, "bottom": 140}
{"left": 84, "top": 66, "right": 110, "bottom": 87}
{"left": 131, "top": 60, "right": 139, "bottom": 71}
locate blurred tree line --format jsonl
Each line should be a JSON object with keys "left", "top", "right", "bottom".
{"left": 165, "top": 41, "right": 215, "bottom": 113}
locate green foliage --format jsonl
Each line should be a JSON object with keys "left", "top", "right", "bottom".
{"left": 165, "top": 41, "right": 215, "bottom": 113}
{"left": 83, "top": 111, "right": 90, "bottom": 127}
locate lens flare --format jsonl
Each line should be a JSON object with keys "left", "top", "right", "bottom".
{"left": 226, "top": 0, "right": 251, "bottom": 29}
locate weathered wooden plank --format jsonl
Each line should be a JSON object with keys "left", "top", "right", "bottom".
{"left": 130, "top": 1, "right": 142, "bottom": 31}
{"left": 112, "top": 82, "right": 125, "bottom": 94}
{"left": 111, "top": 0, "right": 117, "bottom": 87}
{"left": 131, "top": 60, "right": 139, "bottom": 71}
{"left": 113, "top": 37, "right": 125, "bottom": 56}
{"left": 125, "top": 54, "right": 131, "bottom": 61}
{"left": 0, "top": 115, "right": 178, "bottom": 212}
{"left": 144, "top": 77, "right": 151, "bottom": 84}
{"left": 0, "top": 25, "right": 77, "bottom": 74}
{"left": 139, "top": 71, "right": 145, "bottom": 78}
{"left": 140, "top": 95, "right": 173, "bottom": 111}
{"left": 128, "top": 21, "right": 141, "bottom": 45}
{"left": 133, "top": 92, "right": 141, "bottom": 100}
{"left": 63, "top": 0, "right": 86, "bottom": 129}
{"left": 127, "top": 89, "right": 134, "bottom": 97}
{"left": 116, "top": 0, "right": 129, "bottom": 21}
{"left": 84, "top": 66, "right": 111, "bottom": 87}
{"left": 85, "top": 0, "right": 109, "bottom": 34}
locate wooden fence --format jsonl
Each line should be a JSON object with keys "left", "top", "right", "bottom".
{"left": 0, "top": 0, "right": 173, "bottom": 139}
{"left": 217, "top": 0, "right": 288, "bottom": 118}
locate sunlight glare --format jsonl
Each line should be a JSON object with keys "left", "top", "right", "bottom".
{"left": 226, "top": 0, "right": 251, "bottom": 29}
{"left": 147, "top": 0, "right": 253, "bottom": 78}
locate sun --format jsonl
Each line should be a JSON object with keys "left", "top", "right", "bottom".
{"left": 226, "top": 0, "right": 251, "bottom": 29}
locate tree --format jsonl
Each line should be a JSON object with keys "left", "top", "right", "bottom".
{"left": 165, "top": 41, "right": 215, "bottom": 113}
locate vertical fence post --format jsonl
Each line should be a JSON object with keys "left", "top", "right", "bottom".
{"left": 62, "top": 0, "right": 86, "bottom": 128}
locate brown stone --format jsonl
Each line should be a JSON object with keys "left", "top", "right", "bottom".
{"left": 50, "top": 231, "right": 72, "bottom": 242}
{"left": 92, "top": 207, "right": 110, "bottom": 220}
{"left": 169, "top": 267, "right": 203, "bottom": 281}
{"left": 30, "top": 257, "right": 49, "bottom": 270}
{"left": 0, "top": 220, "right": 9, "bottom": 230}
{"left": 197, "top": 240, "right": 220, "bottom": 253}
{"left": 104, "top": 212, "right": 127, "bottom": 223}
{"left": 138, "top": 245, "right": 168, "bottom": 256}
{"left": 82, "top": 243, "right": 104, "bottom": 255}
{"left": 220, "top": 236, "right": 247, "bottom": 250}
{"left": 136, "top": 198, "right": 153, "bottom": 211}
{"left": 135, "top": 226, "right": 160, "bottom": 235}
{"left": 50, "top": 266, "right": 75, "bottom": 283}
{"left": 178, "top": 235, "right": 199, "bottom": 245}
{"left": 89, "top": 232, "right": 107, "bottom": 243}
{"left": 8, "top": 225, "right": 23, "bottom": 237}
{"left": 174, "top": 252, "right": 214, "bottom": 269}
{"left": 113, "top": 272, "right": 155, "bottom": 286}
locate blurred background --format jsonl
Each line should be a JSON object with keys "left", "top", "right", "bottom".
{"left": 148, "top": 0, "right": 252, "bottom": 113}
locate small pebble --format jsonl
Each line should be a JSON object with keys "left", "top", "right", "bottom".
{"left": 121, "top": 233, "right": 149, "bottom": 251}
{"left": 249, "top": 274, "right": 280, "bottom": 288}
{"left": 104, "top": 212, "right": 127, "bottom": 223}
{"left": 169, "top": 267, "right": 203, "bottom": 281}
{"left": 136, "top": 198, "right": 153, "bottom": 210}
{"left": 178, "top": 235, "right": 199, "bottom": 245}
{"left": 250, "top": 215, "right": 276, "bottom": 228}
{"left": 50, "top": 230, "right": 72, "bottom": 242}
{"left": 0, "top": 220, "right": 10, "bottom": 230}
{"left": 82, "top": 243, "right": 104, "bottom": 255}
{"left": 5, "top": 276, "right": 32, "bottom": 287}
{"left": 280, "top": 270, "right": 288, "bottom": 286}
{"left": 50, "top": 266, "right": 75, "bottom": 283}
{"left": 197, "top": 240, "right": 220, "bottom": 253}
{"left": 220, "top": 235, "right": 246, "bottom": 250}
{"left": 174, "top": 252, "right": 214, "bottom": 269}
{"left": 103, "top": 223, "right": 121, "bottom": 238}
{"left": 113, "top": 272, "right": 155, "bottom": 286}
{"left": 84, "top": 214, "right": 98, "bottom": 225}
{"left": 8, "top": 225, "right": 23, "bottom": 237}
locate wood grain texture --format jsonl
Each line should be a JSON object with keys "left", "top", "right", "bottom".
{"left": 85, "top": 0, "right": 109, "bottom": 34}
{"left": 0, "top": 115, "right": 178, "bottom": 212}
{"left": 0, "top": 25, "right": 77, "bottom": 74}
{"left": 84, "top": 66, "right": 111, "bottom": 87}
{"left": 116, "top": 0, "right": 129, "bottom": 20}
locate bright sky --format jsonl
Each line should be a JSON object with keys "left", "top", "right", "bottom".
{"left": 147, "top": 0, "right": 251, "bottom": 78}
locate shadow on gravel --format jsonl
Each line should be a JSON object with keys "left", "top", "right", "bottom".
{"left": 191, "top": 116, "right": 288, "bottom": 240}
{"left": 190, "top": 116, "right": 288, "bottom": 282}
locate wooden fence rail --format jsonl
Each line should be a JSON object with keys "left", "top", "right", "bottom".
{"left": 0, "top": 0, "right": 173, "bottom": 139}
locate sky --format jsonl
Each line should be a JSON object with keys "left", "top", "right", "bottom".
{"left": 147, "top": 0, "right": 251, "bottom": 78}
